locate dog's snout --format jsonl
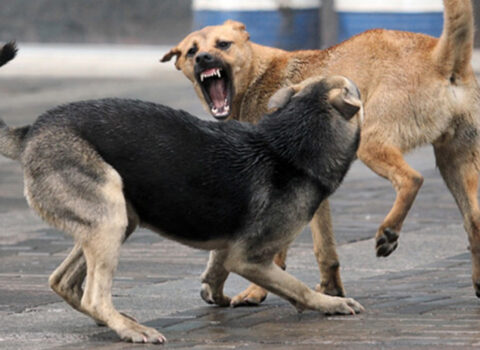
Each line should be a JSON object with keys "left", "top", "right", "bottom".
{"left": 196, "top": 52, "right": 214, "bottom": 64}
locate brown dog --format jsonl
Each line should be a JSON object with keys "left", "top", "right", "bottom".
{"left": 162, "top": 0, "right": 480, "bottom": 306}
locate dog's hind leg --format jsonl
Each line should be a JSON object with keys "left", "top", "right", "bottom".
{"left": 357, "top": 141, "right": 424, "bottom": 257}
{"left": 49, "top": 244, "right": 118, "bottom": 326}
{"left": 226, "top": 253, "right": 363, "bottom": 315}
{"left": 50, "top": 245, "right": 138, "bottom": 327}
{"left": 49, "top": 243, "right": 86, "bottom": 312}
{"left": 76, "top": 168, "right": 164, "bottom": 343}
{"left": 23, "top": 138, "right": 163, "bottom": 343}
{"left": 200, "top": 250, "right": 231, "bottom": 306}
{"left": 49, "top": 202, "right": 139, "bottom": 325}
{"left": 311, "top": 200, "right": 345, "bottom": 297}
{"left": 434, "top": 123, "right": 480, "bottom": 298}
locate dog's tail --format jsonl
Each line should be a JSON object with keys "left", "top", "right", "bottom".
{"left": 0, "top": 41, "right": 27, "bottom": 161}
{"left": 432, "top": 0, "right": 474, "bottom": 79}
{"left": 0, "top": 41, "right": 17, "bottom": 67}
{"left": 0, "top": 120, "right": 30, "bottom": 160}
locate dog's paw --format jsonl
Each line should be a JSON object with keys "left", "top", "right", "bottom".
{"left": 326, "top": 297, "right": 364, "bottom": 315}
{"left": 200, "top": 283, "right": 230, "bottom": 307}
{"left": 117, "top": 324, "right": 166, "bottom": 344}
{"left": 376, "top": 228, "right": 399, "bottom": 257}
{"left": 230, "top": 284, "right": 267, "bottom": 307}
{"left": 315, "top": 282, "right": 345, "bottom": 297}
{"left": 315, "top": 283, "right": 345, "bottom": 297}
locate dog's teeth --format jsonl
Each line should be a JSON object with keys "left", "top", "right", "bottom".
{"left": 200, "top": 69, "right": 223, "bottom": 82}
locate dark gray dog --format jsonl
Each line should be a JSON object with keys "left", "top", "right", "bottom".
{"left": 0, "top": 43, "right": 363, "bottom": 344}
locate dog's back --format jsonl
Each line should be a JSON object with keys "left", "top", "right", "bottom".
{"left": 23, "top": 98, "right": 260, "bottom": 241}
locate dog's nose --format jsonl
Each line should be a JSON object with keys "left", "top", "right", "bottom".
{"left": 196, "top": 52, "right": 214, "bottom": 65}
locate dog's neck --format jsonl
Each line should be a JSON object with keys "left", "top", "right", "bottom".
{"left": 257, "top": 96, "right": 359, "bottom": 195}
{"left": 232, "top": 43, "right": 328, "bottom": 123}
{"left": 230, "top": 43, "right": 284, "bottom": 122}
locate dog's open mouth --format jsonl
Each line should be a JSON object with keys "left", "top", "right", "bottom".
{"left": 196, "top": 67, "right": 233, "bottom": 119}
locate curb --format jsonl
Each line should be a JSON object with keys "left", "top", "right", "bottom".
{"left": 1, "top": 43, "right": 480, "bottom": 78}
{"left": 0, "top": 43, "right": 176, "bottom": 78}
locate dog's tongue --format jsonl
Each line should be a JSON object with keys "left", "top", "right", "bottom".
{"left": 209, "top": 78, "right": 227, "bottom": 110}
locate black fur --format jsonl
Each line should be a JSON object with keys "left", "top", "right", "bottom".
{"left": 0, "top": 42, "right": 17, "bottom": 67}
{"left": 24, "top": 80, "right": 360, "bottom": 243}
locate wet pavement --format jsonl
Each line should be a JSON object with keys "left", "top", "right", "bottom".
{"left": 1, "top": 54, "right": 480, "bottom": 349}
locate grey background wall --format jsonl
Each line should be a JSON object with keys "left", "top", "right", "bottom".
{"left": 0, "top": 0, "right": 192, "bottom": 45}
{"left": 0, "top": 0, "right": 478, "bottom": 47}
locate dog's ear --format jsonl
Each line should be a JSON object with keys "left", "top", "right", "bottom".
{"left": 268, "top": 86, "right": 295, "bottom": 110}
{"left": 328, "top": 86, "right": 361, "bottom": 120}
{"left": 160, "top": 47, "right": 182, "bottom": 69}
{"left": 223, "top": 20, "right": 250, "bottom": 41}
{"left": 224, "top": 19, "right": 246, "bottom": 31}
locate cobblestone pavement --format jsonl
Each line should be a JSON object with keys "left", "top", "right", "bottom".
{"left": 1, "top": 68, "right": 480, "bottom": 349}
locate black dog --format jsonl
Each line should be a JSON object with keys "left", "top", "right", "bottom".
{"left": 0, "top": 73, "right": 363, "bottom": 343}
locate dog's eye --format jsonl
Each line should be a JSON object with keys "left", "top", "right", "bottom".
{"left": 216, "top": 41, "right": 232, "bottom": 50}
{"left": 187, "top": 46, "right": 198, "bottom": 57}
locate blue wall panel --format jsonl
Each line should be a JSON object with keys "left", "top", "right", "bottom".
{"left": 337, "top": 12, "right": 443, "bottom": 42}
{"left": 194, "top": 9, "right": 319, "bottom": 50}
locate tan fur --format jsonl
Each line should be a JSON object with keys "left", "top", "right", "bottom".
{"left": 163, "top": 0, "right": 480, "bottom": 304}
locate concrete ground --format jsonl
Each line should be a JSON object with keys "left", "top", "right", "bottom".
{"left": 1, "top": 46, "right": 480, "bottom": 349}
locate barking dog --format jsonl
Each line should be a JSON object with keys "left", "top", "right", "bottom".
{"left": 0, "top": 65, "right": 364, "bottom": 343}
{"left": 162, "top": 0, "right": 480, "bottom": 305}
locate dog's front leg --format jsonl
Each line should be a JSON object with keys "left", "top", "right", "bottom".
{"left": 358, "top": 141, "right": 423, "bottom": 257}
{"left": 230, "top": 200, "right": 346, "bottom": 306}
{"left": 227, "top": 257, "right": 364, "bottom": 315}
{"left": 230, "top": 250, "right": 287, "bottom": 306}
{"left": 200, "top": 250, "right": 231, "bottom": 306}
{"left": 311, "top": 200, "right": 346, "bottom": 297}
